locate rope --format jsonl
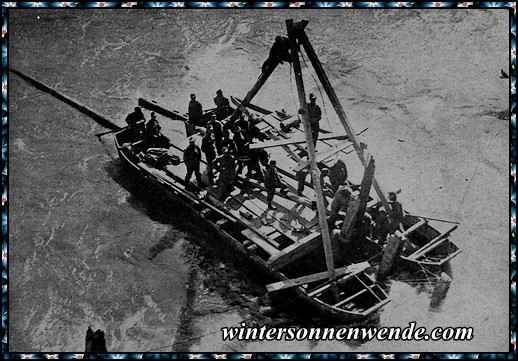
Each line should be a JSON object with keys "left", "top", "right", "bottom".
{"left": 300, "top": 51, "right": 334, "bottom": 136}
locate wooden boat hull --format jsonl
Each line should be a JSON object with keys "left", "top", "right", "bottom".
{"left": 399, "top": 214, "right": 462, "bottom": 268}
{"left": 114, "top": 126, "right": 389, "bottom": 323}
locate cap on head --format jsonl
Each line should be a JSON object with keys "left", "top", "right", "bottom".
{"left": 388, "top": 192, "right": 397, "bottom": 200}
{"left": 309, "top": 93, "right": 316, "bottom": 100}
{"left": 190, "top": 93, "right": 196, "bottom": 98}
{"left": 270, "top": 160, "right": 277, "bottom": 166}
{"left": 321, "top": 167, "right": 330, "bottom": 175}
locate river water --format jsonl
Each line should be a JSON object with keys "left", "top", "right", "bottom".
{"left": 8, "top": 8, "right": 509, "bottom": 353}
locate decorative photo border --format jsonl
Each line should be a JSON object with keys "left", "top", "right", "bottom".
{"left": 1, "top": 2, "right": 515, "bottom": 359}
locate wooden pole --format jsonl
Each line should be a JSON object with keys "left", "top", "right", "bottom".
{"left": 287, "top": 19, "right": 336, "bottom": 282}
{"left": 228, "top": 60, "right": 279, "bottom": 122}
{"left": 341, "top": 154, "right": 375, "bottom": 238}
{"left": 297, "top": 31, "right": 391, "bottom": 212}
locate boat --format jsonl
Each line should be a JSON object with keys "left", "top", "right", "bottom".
{"left": 113, "top": 19, "right": 461, "bottom": 322}
{"left": 114, "top": 107, "right": 390, "bottom": 322}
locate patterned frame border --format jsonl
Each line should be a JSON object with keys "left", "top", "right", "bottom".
{"left": 0, "top": 1, "right": 515, "bottom": 359}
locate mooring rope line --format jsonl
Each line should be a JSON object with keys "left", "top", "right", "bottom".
{"left": 300, "top": 51, "right": 334, "bottom": 137}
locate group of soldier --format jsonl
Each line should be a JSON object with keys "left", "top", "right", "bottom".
{"left": 125, "top": 107, "right": 162, "bottom": 145}
{"left": 126, "top": 89, "right": 402, "bottom": 245}
{"left": 184, "top": 90, "right": 276, "bottom": 204}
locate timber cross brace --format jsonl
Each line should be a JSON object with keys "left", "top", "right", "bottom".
{"left": 286, "top": 19, "right": 391, "bottom": 212}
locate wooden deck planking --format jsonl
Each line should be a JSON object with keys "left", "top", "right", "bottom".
{"left": 267, "top": 231, "right": 323, "bottom": 270}
{"left": 241, "top": 229, "right": 279, "bottom": 256}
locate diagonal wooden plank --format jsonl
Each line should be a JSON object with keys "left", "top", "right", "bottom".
{"left": 250, "top": 133, "right": 349, "bottom": 149}
{"left": 266, "top": 261, "right": 369, "bottom": 292}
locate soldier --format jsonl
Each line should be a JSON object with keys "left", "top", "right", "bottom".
{"left": 125, "top": 106, "right": 146, "bottom": 141}
{"left": 264, "top": 160, "right": 287, "bottom": 210}
{"left": 188, "top": 93, "right": 203, "bottom": 126}
{"left": 327, "top": 185, "right": 352, "bottom": 226}
{"left": 144, "top": 112, "right": 162, "bottom": 148}
{"left": 296, "top": 167, "right": 332, "bottom": 198}
{"left": 249, "top": 148, "right": 268, "bottom": 182}
{"left": 387, "top": 191, "right": 404, "bottom": 232}
{"left": 329, "top": 159, "right": 348, "bottom": 194}
{"left": 213, "top": 147, "right": 236, "bottom": 200}
{"left": 220, "top": 128, "right": 237, "bottom": 155}
{"left": 213, "top": 89, "right": 230, "bottom": 120}
{"left": 262, "top": 36, "right": 292, "bottom": 74}
{"left": 207, "top": 114, "right": 224, "bottom": 154}
{"left": 307, "top": 93, "right": 322, "bottom": 147}
{"left": 233, "top": 125, "right": 250, "bottom": 176}
{"left": 371, "top": 207, "right": 391, "bottom": 246}
{"left": 183, "top": 137, "right": 204, "bottom": 188}
{"left": 201, "top": 126, "right": 217, "bottom": 185}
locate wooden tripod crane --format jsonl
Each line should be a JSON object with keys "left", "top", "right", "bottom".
{"left": 235, "top": 19, "right": 389, "bottom": 291}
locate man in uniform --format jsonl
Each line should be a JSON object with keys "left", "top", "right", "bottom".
{"left": 207, "top": 114, "right": 224, "bottom": 154}
{"left": 329, "top": 159, "right": 348, "bottom": 194}
{"left": 201, "top": 126, "right": 217, "bottom": 185}
{"left": 307, "top": 93, "right": 322, "bottom": 147}
{"left": 213, "top": 89, "right": 230, "bottom": 120}
{"left": 264, "top": 160, "right": 287, "bottom": 210}
{"left": 183, "top": 137, "right": 204, "bottom": 189}
{"left": 371, "top": 207, "right": 391, "bottom": 246}
{"left": 213, "top": 147, "right": 236, "bottom": 200}
{"left": 125, "top": 106, "right": 146, "bottom": 141}
{"left": 188, "top": 93, "right": 203, "bottom": 126}
{"left": 262, "top": 36, "right": 292, "bottom": 74}
{"left": 387, "top": 191, "right": 404, "bottom": 232}
{"left": 327, "top": 185, "right": 352, "bottom": 226}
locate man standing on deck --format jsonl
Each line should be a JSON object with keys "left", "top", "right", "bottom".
{"left": 305, "top": 93, "right": 322, "bottom": 147}
{"left": 207, "top": 114, "right": 224, "bottom": 154}
{"left": 387, "top": 191, "right": 404, "bottom": 232}
{"left": 214, "top": 89, "right": 230, "bottom": 120}
{"left": 213, "top": 147, "right": 236, "bottom": 201}
{"left": 201, "top": 126, "right": 217, "bottom": 185}
{"left": 264, "top": 160, "right": 287, "bottom": 210}
{"left": 183, "top": 137, "right": 204, "bottom": 189}
{"left": 188, "top": 93, "right": 203, "bottom": 126}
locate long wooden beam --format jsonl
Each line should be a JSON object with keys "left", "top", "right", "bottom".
{"left": 297, "top": 31, "right": 391, "bottom": 212}
{"left": 138, "top": 98, "right": 188, "bottom": 121}
{"left": 228, "top": 61, "right": 279, "bottom": 121}
{"left": 10, "top": 67, "right": 121, "bottom": 131}
{"left": 287, "top": 19, "right": 336, "bottom": 281}
{"left": 266, "top": 261, "right": 369, "bottom": 292}
{"left": 250, "top": 133, "right": 348, "bottom": 149}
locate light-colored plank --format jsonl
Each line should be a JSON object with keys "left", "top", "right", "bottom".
{"left": 250, "top": 133, "right": 349, "bottom": 149}
{"left": 266, "top": 261, "right": 369, "bottom": 292}
{"left": 241, "top": 229, "right": 279, "bottom": 256}
{"left": 267, "top": 231, "right": 322, "bottom": 270}
{"left": 408, "top": 224, "right": 458, "bottom": 259}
